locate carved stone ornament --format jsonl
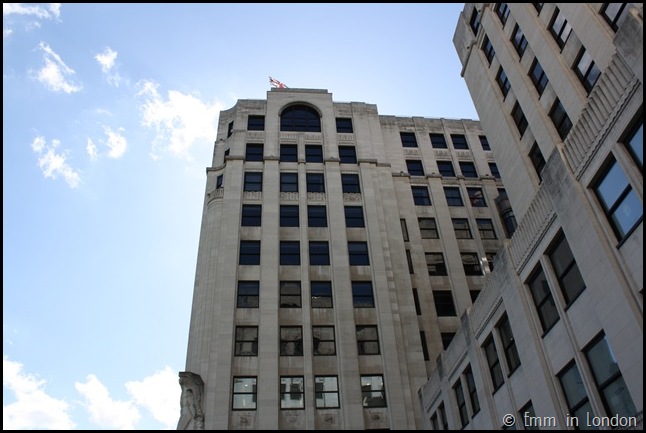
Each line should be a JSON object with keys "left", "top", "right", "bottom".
{"left": 177, "top": 372, "right": 205, "bottom": 430}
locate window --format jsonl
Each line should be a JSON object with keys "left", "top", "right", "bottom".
{"left": 244, "top": 172, "right": 262, "bottom": 192}
{"left": 339, "top": 146, "right": 357, "bottom": 164}
{"left": 498, "top": 315, "right": 521, "bottom": 373}
{"left": 308, "top": 205, "right": 327, "bottom": 227}
{"left": 527, "top": 265, "right": 560, "bottom": 333}
{"left": 426, "top": 253, "right": 448, "bottom": 276}
{"left": 558, "top": 362, "right": 594, "bottom": 423}
{"left": 352, "top": 281, "right": 374, "bottom": 307}
{"left": 237, "top": 281, "right": 259, "bottom": 308}
{"left": 224, "top": 148, "right": 230, "bottom": 158}
{"left": 280, "top": 205, "right": 299, "bottom": 227}
{"left": 496, "top": 67, "right": 511, "bottom": 97}
{"left": 216, "top": 174, "right": 224, "bottom": 189}
{"left": 280, "top": 377, "right": 304, "bottom": 409}
{"left": 245, "top": 143, "right": 263, "bottom": 161}
{"left": 306, "top": 173, "right": 325, "bottom": 193}
{"left": 453, "top": 218, "right": 472, "bottom": 239}
{"left": 227, "top": 121, "right": 233, "bottom": 138}
{"left": 280, "top": 173, "right": 298, "bottom": 193}
{"left": 441, "top": 333, "right": 455, "bottom": 350}
{"left": 313, "top": 326, "right": 336, "bottom": 355}
{"left": 315, "top": 376, "right": 339, "bottom": 408}
{"left": 584, "top": 334, "right": 637, "bottom": 418}
{"left": 280, "top": 241, "right": 300, "bottom": 265}
{"left": 454, "top": 380, "right": 469, "bottom": 427}
{"left": 483, "top": 336, "right": 504, "bottom": 391}
{"left": 433, "top": 291, "right": 456, "bottom": 316}
{"left": 430, "top": 133, "right": 448, "bottom": 148}
{"left": 336, "top": 117, "right": 353, "bottom": 133}
{"left": 280, "top": 326, "right": 303, "bottom": 356}
{"left": 241, "top": 204, "right": 262, "bottom": 227}
{"left": 529, "top": 59, "right": 549, "bottom": 96}
{"left": 344, "top": 206, "right": 365, "bottom": 227}
{"left": 533, "top": 3, "right": 543, "bottom": 13}
{"left": 247, "top": 115, "right": 264, "bottom": 131}
{"left": 348, "top": 241, "right": 369, "bottom": 265}
{"left": 482, "top": 35, "right": 496, "bottom": 66}
{"left": 280, "top": 144, "right": 298, "bottom": 162}
{"left": 549, "top": 234, "right": 586, "bottom": 304}
{"left": 239, "top": 241, "right": 260, "bottom": 265}
{"left": 477, "top": 218, "right": 497, "bottom": 240}
{"left": 356, "top": 325, "right": 380, "bottom": 355}
{"left": 406, "top": 250, "right": 414, "bottom": 274}
{"left": 305, "top": 145, "right": 323, "bottom": 162}
{"left": 412, "top": 186, "right": 432, "bottom": 205}
{"left": 341, "top": 173, "right": 361, "bottom": 193}
{"left": 235, "top": 326, "right": 258, "bottom": 356}
{"left": 460, "top": 161, "right": 478, "bottom": 178}
{"left": 439, "top": 403, "right": 449, "bottom": 430}
{"left": 361, "top": 375, "right": 386, "bottom": 407}
{"left": 486, "top": 252, "right": 496, "bottom": 272}
{"left": 406, "top": 160, "right": 425, "bottom": 176}
{"left": 420, "top": 331, "right": 430, "bottom": 361}
{"left": 495, "top": 3, "right": 510, "bottom": 26}
{"left": 550, "top": 7, "right": 572, "bottom": 49}
{"left": 470, "top": 290, "right": 481, "bottom": 302}
{"left": 480, "top": 135, "right": 491, "bottom": 151}
{"left": 444, "top": 187, "right": 464, "bottom": 206}
{"left": 311, "top": 281, "right": 333, "bottom": 308}
{"left": 574, "top": 47, "right": 601, "bottom": 94}
{"left": 419, "top": 218, "right": 439, "bottom": 239}
{"left": 600, "top": 3, "right": 626, "bottom": 31}
{"left": 624, "top": 120, "right": 643, "bottom": 168}
{"left": 280, "top": 281, "right": 301, "bottom": 308}
{"left": 309, "top": 241, "right": 330, "bottom": 265}
{"left": 437, "top": 161, "right": 456, "bottom": 177}
{"left": 412, "top": 288, "right": 422, "bottom": 315}
{"left": 400, "top": 132, "right": 418, "bottom": 147}
{"left": 468, "top": 188, "right": 487, "bottom": 207}
{"left": 489, "top": 162, "right": 501, "bottom": 179}
{"left": 550, "top": 99, "right": 573, "bottom": 140}
{"left": 529, "top": 142, "right": 546, "bottom": 182}
{"left": 465, "top": 367, "right": 480, "bottom": 414}
{"left": 400, "top": 219, "right": 409, "bottom": 241}
{"left": 511, "top": 102, "right": 528, "bottom": 138}
{"left": 462, "top": 253, "right": 483, "bottom": 276}
{"left": 469, "top": 7, "right": 481, "bottom": 34}
{"left": 451, "top": 134, "right": 469, "bottom": 150}
{"left": 511, "top": 24, "right": 528, "bottom": 58}
{"left": 280, "top": 105, "right": 321, "bottom": 132}
{"left": 232, "top": 377, "right": 256, "bottom": 410}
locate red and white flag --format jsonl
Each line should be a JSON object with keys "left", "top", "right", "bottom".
{"left": 269, "top": 76, "right": 288, "bottom": 89}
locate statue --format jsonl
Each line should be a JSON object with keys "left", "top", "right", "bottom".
{"left": 177, "top": 372, "right": 205, "bottom": 430}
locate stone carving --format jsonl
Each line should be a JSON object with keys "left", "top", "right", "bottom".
{"left": 177, "top": 372, "right": 205, "bottom": 430}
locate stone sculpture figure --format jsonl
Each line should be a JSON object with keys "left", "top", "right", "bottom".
{"left": 177, "top": 371, "right": 205, "bottom": 430}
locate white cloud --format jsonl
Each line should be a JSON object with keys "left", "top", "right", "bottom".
{"left": 86, "top": 138, "right": 98, "bottom": 161}
{"left": 125, "top": 366, "right": 180, "bottom": 429}
{"left": 3, "top": 3, "right": 60, "bottom": 19}
{"left": 136, "top": 79, "right": 223, "bottom": 160}
{"left": 103, "top": 126, "right": 127, "bottom": 159}
{"left": 3, "top": 27, "right": 13, "bottom": 38}
{"left": 3, "top": 356, "right": 76, "bottom": 430}
{"left": 35, "top": 42, "right": 82, "bottom": 94}
{"left": 95, "top": 47, "right": 121, "bottom": 87}
{"left": 75, "top": 375, "right": 141, "bottom": 430}
{"left": 30, "top": 135, "right": 81, "bottom": 188}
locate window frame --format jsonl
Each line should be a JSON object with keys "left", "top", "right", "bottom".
{"left": 280, "top": 281, "right": 302, "bottom": 308}
{"left": 309, "top": 241, "right": 330, "bottom": 266}
{"left": 336, "top": 117, "right": 353, "bottom": 133}
{"left": 234, "top": 326, "right": 258, "bottom": 356}
{"left": 356, "top": 325, "right": 380, "bottom": 355}
{"left": 400, "top": 131, "right": 418, "bottom": 148}
{"left": 305, "top": 144, "right": 324, "bottom": 163}
{"left": 280, "top": 205, "right": 299, "bottom": 227}
{"left": 312, "top": 326, "right": 336, "bottom": 356}
{"left": 306, "top": 173, "right": 325, "bottom": 193}
{"left": 352, "top": 281, "right": 375, "bottom": 308}
{"left": 307, "top": 205, "right": 328, "bottom": 228}
{"left": 344, "top": 206, "right": 365, "bottom": 228}
{"left": 430, "top": 133, "right": 448, "bottom": 149}
{"left": 426, "top": 253, "right": 448, "bottom": 276}
{"left": 341, "top": 173, "right": 361, "bottom": 193}
{"left": 361, "top": 375, "right": 386, "bottom": 408}
{"left": 315, "top": 376, "right": 340, "bottom": 409}
{"left": 237, "top": 281, "right": 259, "bottom": 308}
{"left": 445, "top": 186, "right": 464, "bottom": 206}
{"left": 280, "top": 144, "right": 298, "bottom": 162}
{"left": 433, "top": 290, "right": 457, "bottom": 316}
{"left": 245, "top": 143, "right": 264, "bottom": 161}
{"left": 348, "top": 241, "right": 370, "bottom": 266}
{"left": 247, "top": 115, "right": 265, "bottom": 131}
{"left": 529, "top": 58, "right": 549, "bottom": 96}
{"left": 280, "top": 326, "right": 304, "bottom": 356}
{"left": 476, "top": 218, "right": 497, "bottom": 240}
{"left": 241, "top": 204, "right": 262, "bottom": 227}
{"left": 339, "top": 146, "right": 357, "bottom": 164}
{"left": 243, "top": 172, "right": 263, "bottom": 192}
{"left": 483, "top": 335, "right": 505, "bottom": 391}
{"left": 280, "top": 376, "right": 305, "bottom": 409}
{"left": 497, "top": 315, "right": 521, "bottom": 374}
{"left": 232, "top": 377, "right": 257, "bottom": 410}
{"left": 511, "top": 24, "right": 528, "bottom": 58}
{"left": 280, "top": 241, "right": 301, "bottom": 266}
{"left": 311, "top": 281, "right": 333, "bottom": 308}
{"left": 437, "top": 160, "right": 456, "bottom": 177}
{"left": 419, "top": 217, "right": 439, "bottom": 239}
{"left": 462, "top": 252, "right": 483, "bottom": 276}
{"left": 239, "top": 240, "right": 261, "bottom": 265}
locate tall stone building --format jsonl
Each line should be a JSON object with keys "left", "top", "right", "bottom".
{"left": 420, "top": 3, "right": 642, "bottom": 430}
{"left": 179, "top": 88, "right": 514, "bottom": 429}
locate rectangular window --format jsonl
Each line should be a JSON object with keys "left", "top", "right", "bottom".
{"left": 437, "top": 161, "right": 456, "bottom": 177}
{"left": 309, "top": 241, "right": 330, "bottom": 265}
{"left": 227, "top": 121, "right": 234, "bottom": 138}
{"left": 400, "top": 132, "right": 418, "bottom": 147}
{"left": 465, "top": 367, "right": 480, "bottom": 414}
{"left": 361, "top": 375, "right": 386, "bottom": 407}
{"left": 348, "top": 241, "right": 370, "bottom": 265}
{"left": 550, "top": 7, "right": 572, "bottom": 49}
{"left": 482, "top": 35, "right": 496, "bottom": 65}
{"left": 451, "top": 134, "right": 469, "bottom": 149}
{"left": 439, "top": 403, "right": 449, "bottom": 430}
{"left": 311, "top": 281, "right": 333, "bottom": 308}
{"left": 400, "top": 219, "right": 409, "bottom": 241}
{"left": 341, "top": 173, "right": 361, "bottom": 193}
{"left": 280, "top": 281, "right": 301, "bottom": 308}
{"left": 600, "top": 3, "right": 626, "bottom": 31}
{"left": 470, "top": 290, "right": 481, "bottom": 302}
{"left": 426, "top": 253, "right": 448, "bottom": 276}
{"left": 412, "top": 288, "right": 422, "bottom": 315}
{"left": 477, "top": 218, "right": 497, "bottom": 240}
{"left": 445, "top": 187, "right": 464, "bottom": 206}
{"left": 558, "top": 362, "right": 594, "bottom": 422}
{"left": 280, "top": 205, "right": 299, "bottom": 227}
{"left": 486, "top": 252, "right": 496, "bottom": 272}
{"left": 480, "top": 135, "right": 491, "bottom": 151}
{"left": 483, "top": 336, "right": 504, "bottom": 391}
{"left": 433, "top": 290, "right": 456, "bottom": 316}
{"left": 245, "top": 143, "right": 263, "bottom": 161}
{"left": 352, "top": 281, "right": 374, "bottom": 307}
{"left": 419, "top": 218, "right": 439, "bottom": 239}
{"left": 239, "top": 240, "right": 260, "bottom": 265}
{"left": 468, "top": 187, "right": 487, "bottom": 207}
{"left": 529, "top": 142, "right": 546, "bottom": 182}
{"left": 469, "top": 7, "right": 481, "bottom": 34}
{"left": 495, "top": 3, "right": 510, "bottom": 25}
{"left": 511, "top": 102, "right": 528, "bottom": 138}
{"left": 624, "top": 120, "right": 642, "bottom": 168}
{"left": 498, "top": 315, "right": 521, "bottom": 373}
{"left": 406, "top": 250, "right": 414, "bottom": 274}
{"left": 241, "top": 204, "right": 262, "bottom": 227}
{"left": 454, "top": 380, "right": 469, "bottom": 427}
{"left": 315, "top": 376, "right": 339, "bottom": 408}
{"left": 441, "top": 333, "right": 455, "bottom": 350}
{"left": 280, "top": 172, "right": 298, "bottom": 192}
{"left": 460, "top": 161, "right": 478, "bottom": 178}
{"left": 247, "top": 115, "right": 264, "bottom": 131}
{"left": 549, "top": 233, "right": 586, "bottom": 305}
{"left": 453, "top": 218, "right": 472, "bottom": 239}
{"left": 244, "top": 172, "right": 263, "bottom": 192}
{"left": 307, "top": 205, "right": 327, "bottom": 228}
{"left": 412, "top": 186, "right": 432, "bottom": 205}
{"left": 280, "top": 326, "right": 303, "bottom": 356}
{"left": 280, "top": 376, "right": 304, "bottom": 409}
{"left": 406, "top": 160, "right": 425, "bottom": 176}
{"left": 511, "top": 24, "right": 528, "bottom": 58}
{"left": 529, "top": 59, "right": 549, "bottom": 96}
{"left": 489, "top": 162, "right": 501, "bottom": 179}
{"left": 519, "top": 401, "right": 538, "bottom": 431}
{"left": 430, "top": 133, "right": 448, "bottom": 148}
{"left": 336, "top": 117, "right": 353, "bottom": 133}
{"left": 462, "top": 253, "right": 483, "bottom": 276}
{"left": 280, "top": 144, "right": 298, "bottom": 162}
{"left": 550, "top": 99, "right": 573, "bottom": 139}
{"left": 280, "top": 241, "right": 300, "bottom": 266}
{"left": 216, "top": 174, "right": 224, "bottom": 189}
{"left": 339, "top": 146, "right": 357, "bottom": 163}
{"left": 306, "top": 173, "right": 325, "bottom": 193}
{"left": 527, "top": 265, "right": 560, "bottom": 332}
{"left": 235, "top": 326, "right": 258, "bottom": 356}
{"left": 232, "top": 377, "right": 256, "bottom": 410}
{"left": 344, "top": 206, "right": 365, "bottom": 227}
{"left": 305, "top": 145, "right": 323, "bottom": 163}
{"left": 420, "top": 331, "right": 430, "bottom": 361}
{"left": 496, "top": 67, "right": 511, "bottom": 97}
{"left": 575, "top": 47, "right": 601, "bottom": 94}
{"left": 237, "top": 281, "right": 259, "bottom": 308}
{"left": 313, "top": 326, "right": 336, "bottom": 356}
{"left": 533, "top": 3, "right": 543, "bottom": 13}
{"left": 357, "top": 325, "right": 380, "bottom": 355}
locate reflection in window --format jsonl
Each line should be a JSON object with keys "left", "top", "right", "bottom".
{"left": 280, "top": 376, "right": 304, "bottom": 409}
{"left": 232, "top": 377, "right": 257, "bottom": 410}
{"left": 280, "top": 105, "right": 321, "bottom": 132}
{"left": 315, "top": 376, "right": 339, "bottom": 408}
{"left": 361, "top": 375, "right": 386, "bottom": 407}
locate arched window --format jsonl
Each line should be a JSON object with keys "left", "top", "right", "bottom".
{"left": 280, "top": 105, "right": 321, "bottom": 132}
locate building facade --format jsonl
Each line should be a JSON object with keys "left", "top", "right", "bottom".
{"left": 420, "top": 3, "right": 642, "bottom": 430}
{"left": 179, "top": 88, "right": 513, "bottom": 429}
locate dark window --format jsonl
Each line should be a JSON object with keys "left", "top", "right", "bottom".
{"left": 309, "top": 241, "right": 330, "bottom": 266}
{"left": 558, "top": 362, "right": 594, "bottom": 423}
{"left": 308, "top": 205, "right": 327, "bottom": 228}
{"left": 400, "top": 132, "right": 418, "bottom": 148}
{"left": 306, "top": 173, "right": 325, "bottom": 193}
{"left": 483, "top": 336, "right": 504, "bottom": 391}
{"left": 280, "top": 281, "right": 301, "bottom": 308}
{"left": 348, "top": 241, "right": 370, "bottom": 265}
{"left": 529, "top": 142, "right": 546, "bottom": 182}
{"left": 224, "top": 148, "right": 230, "bottom": 158}
{"left": 227, "top": 121, "right": 234, "bottom": 138}
{"left": 280, "top": 173, "right": 298, "bottom": 192}
{"left": 624, "top": 120, "right": 643, "bottom": 168}
{"left": 344, "top": 206, "right": 365, "bottom": 227}
{"left": 237, "top": 281, "right": 259, "bottom": 308}
{"left": 232, "top": 377, "right": 256, "bottom": 410}
{"left": 441, "top": 333, "right": 455, "bottom": 350}
{"left": 489, "top": 162, "right": 501, "bottom": 179}
{"left": 453, "top": 218, "right": 472, "bottom": 239}
{"left": 433, "top": 291, "right": 456, "bottom": 316}
{"left": 519, "top": 402, "right": 538, "bottom": 431}
{"left": 426, "top": 253, "right": 448, "bottom": 276}
{"left": 357, "top": 325, "right": 380, "bottom": 355}
{"left": 462, "top": 253, "right": 483, "bottom": 276}
{"left": 465, "top": 367, "right": 480, "bottom": 414}
{"left": 498, "top": 315, "right": 521, "bottom": 373}
{"left": 239, "top": 241, "right": 260, "bottom": 265}
{"left": 315, "top": 376, "right": 339, "bottom": 408}
{"left": 511, "top": 102, "right": 528, "bottom": 138}
{"left": 482, "top": 35, "right": 496, "bottom": 66}
{"left": 486, "top": 252, "right": 496, "bottom": 272}
{"left": 406, "top": 250, "right": 414, "bottom": 274}
{"left": 311, "top": 281, "right": 333, "bottom": 308}
{"left": 241, "top": 204, "right": 262, "bottom": 227}
{"left": 280, "top": 105, "right": 321, "bottom": 132}
{"left": 480, "top": 135, "right": 491, "bottom": 151}
{"left": 336, "top": 117, "right": 353, "bottom": 133}
{"left": 527, "top": 265, "right": 560, "bottom": 333}
{"left": 430, "top": 413, "right": 439, "bottom": 431}
{"left": 550, "top": 7, "right": 572, "bottom": 49}
{"left": 412, "top": 186, "right": 432, "bottom": 206}
{"left": 339, "top": 146, "right": 357, "bottom": 164}
{"left": 412, "top": 288, "right": 422, "bottom": 315}
{"left": 437, "top": 161, "right": 456, "bottom": 177}
{"left": 496, "top": 67, "right": 511, "bottom": 97}
{"left": 247, "top": 115, "right": 265, "bottom": 131}
{"left": 469, "top": 7, "right": 481, "bottom": 34}
{"left": 471, "top": 290, "right": 481, "bottom": 302}
{"left": 341, "top": 173, "right": 361, "bottom": 193}
{"left": 280, "top": 205, "right": 299, "bottom": 227}
{"left": 454, "top": 380, "right": 469, "bottom": 427}
{"left": 313, "top": 326, "right": 336, "bottom": 356}
{"left": 549, "top": 234, "right": 586, "bottom": 305}
{"left": 468, "top": 187, "right": 487, "bottom": 207}
{"left": 574, "top": 47, "right": 601, "bottom": 93}
{"left": 280, "top": 241, "right": 300, "bottom": 266}
{"left": 280, "top": 376, "right": 304, "bottom": 409}
{"left": 451, "top": 134, "right": 469, "bottom": 150}
{"left": 244, "top": 172, "right": 263, "bottom": 192}
{"left": 246, "top": 143, "right": 264, "bottom": 161}
{"left": 420, "top": 331, "right": 430, "bottom": 361}
{"left": 216, "top": 174, "right": 224, "bottom": 189}
{"left": 406, "top": 160, "right": 425, "bottom": 176}
{"left": 430, "top": 133, "right": 448, "bottom": 148}
{"left": 511, "top": 24, "right": 528, "bottom": 58}
{"left": 460, "top": 161, "right": 478, "bottom": 178}
{"left": 495, "top": 3, "right": 510, "bottom": 26}
{"left": 280, "top": 144, "right": 298, "bottom": 162}
{"left": 445, "top": 187, "right": 464, "bottom": 206}
{"left": 305, "top": 145, "right": 323, "bottom": 163}
{"left": 352, "top": 281, "right": 374, "bottom": 307}
{"left": 361, "top": 375, "right": 386, "bottom": 408}
{"left": 529, "top": 59, "right": 549, "bottom": 96}
{"left": 235, "top": 326, "right": 258, "bottom": 356}
{"left": 419, "top": 217, "right": 439, "bottom": 239}
{"left": 533, "top": 3, "right": 543, "bottom": 13}
{"left": 477, "top": 218, "right": 497, "bottom": 240}
{"left": 400, "top": 219, "right": 409, "bottom": 241}
{"left": 280, "top": 326, "right": 303, "bottom": 356}
{"left": 600, "top": 3, "right": 626, "bottom": 31}
{"left": 439, "top": 403, "right": 449, "bottom": 430}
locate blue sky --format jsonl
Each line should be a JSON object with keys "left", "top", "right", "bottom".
{"left": 3, "top": 3, "right": 477, "bottom": 429}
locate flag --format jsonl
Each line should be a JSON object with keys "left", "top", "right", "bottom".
{"left": 269, "top": 76, "right": 288, "bottom": 89}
